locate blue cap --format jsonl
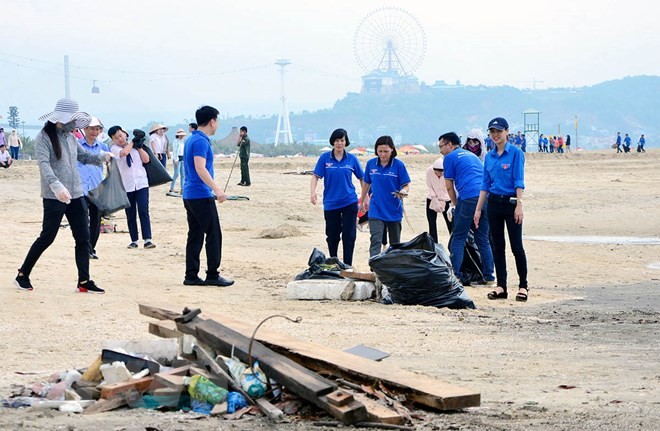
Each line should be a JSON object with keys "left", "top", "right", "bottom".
{"left": 488, "top": 117, "right": 509, "bottom": 131}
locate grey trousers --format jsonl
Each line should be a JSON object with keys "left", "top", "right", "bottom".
{"left": 368, "top": 219, "right": 402, "bottom": 257}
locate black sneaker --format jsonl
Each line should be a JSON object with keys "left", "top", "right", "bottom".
{"left": 127, "top": 242, "right": 138, "bottom": 249}
{"left": 89, "top": 252, "right": 99, "bottom": 260}
{"left": 204, "top": 276, "right": 234, "bottom": 287}
{"left": 183, "top": 277, "right": 205, "bottom": 286}
{"left": 15, "top": 273, "right": 33, "bottom": 291}
{"left": 77, "top": 280, "right": 105, "bottom": 294}
{"left": 144, "top": 241, "right": 156, "bottom": 249}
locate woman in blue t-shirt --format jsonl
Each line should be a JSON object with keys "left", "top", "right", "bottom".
{"left": 360, "top": 136, "right": 411, "bottom": 258}
{"left": 310, "top": 129, "right": 364, "bottom": 266}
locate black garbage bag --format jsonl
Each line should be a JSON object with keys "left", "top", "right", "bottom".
{"left": 87, "top": 159, "right": 131, "bottom": 217}
{"left": 369, "top": 232, "right": 476, "bottom": 309}
{"left": 294, "top": 248, "right": 351, "bottom": 280}
{"left": 448, "top": 229, "right": 485, "bottom": 285}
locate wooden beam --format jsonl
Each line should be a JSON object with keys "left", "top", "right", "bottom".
{"left": 181, "top": 317, "right": 367, "bottom": 424}
{"left": 148, "top": 320, "right": 182, "bottom": 339}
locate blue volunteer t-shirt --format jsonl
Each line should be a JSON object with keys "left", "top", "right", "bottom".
{"left": 313, "top": 150, "right": 364, "bottom": 211}
{"left": 363, "top": 157, "right": 411, "bottom": 222}
{"left": 183, "top": 130, "right": 215, "bottom": 199}
{"left": 481, "top": 143, "right": 526, "bottom": 195}
{"left": 442, "top": 148, "right": 483, "bottom": 200}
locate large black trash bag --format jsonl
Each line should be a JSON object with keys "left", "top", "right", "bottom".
{"left": 87, "top": 158, "right": 131, "bottom": 217}
{"left": 294, "top": 248, "right": 351, "bottom": 280}
{"left": 448, "top": 229, "right": 485, "bottom": 285}
{"left": 369, "top": 232, "right": 476, "bottom": 309}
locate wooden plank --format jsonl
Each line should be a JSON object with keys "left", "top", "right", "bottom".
{"left": 182, "top": 318, "right": 367, "bottom": 424}
{"left": 327, "top": 390, "right": 354, "bottom": 406}
{"left": 340, "top": 270, "right": 376, "bottom": 282}
{"left": 154, "top": 374, "right": 185, "bottom": 391}
{"left": 138, "top": 303, "right": 186, "bottom": 321}
{"left": 138, "top": 304, "right": 480, "bottom": 410}
{"left": 148, "top": 320, "right": 182, "bottom": 339}
{"left": 84, "top": 396, "right": 126, "bottom": 415}
{"left": 100, "top": 377, "right": 156, "bottom": 399}
{"left": 254, "top": 398, "right": 284, "bottom": 422}
{"left": 190, "top": 318, "right": 336, "bottom": 400}
{"left": 354, "top": 393, "right": 405, "bottom": 425}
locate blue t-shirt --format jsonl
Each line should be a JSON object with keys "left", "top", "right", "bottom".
{"left": 183, "top": 130, "right": 215, "bottom": 199}
{"left": 313, "top": 150, "right": 364, "bottom": 211}
{"left": 616, "top": 135, "right": 622, "bottom": 144}
{"left": 481, "top": 143, "right": 526, "bottom": 196}
{"left": 442, "top": 148, "right": 483, "bottom": 200}
{"left": 624, "top": 136, "right": 631, "bottom": 146}
{"left": 363, "top": 157, "right": 411, "bottom": 222}
{"left": 77, "top": 138, "right": 109, "bottom": 195}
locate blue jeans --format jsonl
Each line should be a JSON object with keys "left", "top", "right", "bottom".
{"left": 449, "top": 197, "right": 494, "bottom": 282}
{"left": 170, "top": 157, "right": 184, "bottom": 191}
{"left": 10, "top": 146, "right": 19, "bottom": 160}
{"left": 125, "top": 187, "right": 152, "bottom": 242}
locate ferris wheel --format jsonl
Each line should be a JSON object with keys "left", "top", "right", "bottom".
{"left": 353, "top": 7, "right": 427, "bottom": 76}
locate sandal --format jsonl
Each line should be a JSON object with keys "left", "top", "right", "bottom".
{"left": 487, "top": 288, "right": 508, "bottom": 300}
{"left": 516, "top": 288, "right": 528, "bottom": 302}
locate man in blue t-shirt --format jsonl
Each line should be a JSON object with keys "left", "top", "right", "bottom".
{"left": 440, "top": 132, "right": 494, "bottom": 286}
{"left": 182, "top": 105, "right": 234, "bottom": 287}
{"left": 615, "top": 132, "right": 622, "bottom": 153}
{"left": 637, "top": 134, "right": 646, "bottom": 153}
{"left": 623, "top": 133, "right": 632, "bottom": 153}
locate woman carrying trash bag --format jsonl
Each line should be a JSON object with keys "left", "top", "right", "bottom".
{"left": 15, "top": 98, "right": 113, "bottom": 293}
{"left": 360, "top": 136, "right": 411, "bottom": 258}
{"left": 109, "top": 126, "right": 156, "bottom": 250}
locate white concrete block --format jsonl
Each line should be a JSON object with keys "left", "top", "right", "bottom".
{"left": 286, "top": 279, "right": 375, "bottom": 301}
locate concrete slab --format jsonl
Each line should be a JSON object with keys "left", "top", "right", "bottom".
{"left": 286, "top": 279, "right": 375, "bottom": 301}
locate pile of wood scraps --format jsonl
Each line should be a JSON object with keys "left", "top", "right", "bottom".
{"left": 2, "top": 304, "right": 480, "bottom": 429}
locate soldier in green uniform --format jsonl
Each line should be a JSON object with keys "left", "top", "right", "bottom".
{"left": 237, "top": 126, "right": 251, "bottom": 186}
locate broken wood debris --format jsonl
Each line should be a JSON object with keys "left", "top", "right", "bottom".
{"left": 3, "top": 304, "right": 480, "bottom": 430}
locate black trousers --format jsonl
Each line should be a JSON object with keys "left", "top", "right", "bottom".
{"left": 20, "top": 197, "right": 90, "bottom": 282}
{"left": 487, "top": 195, "right": 528, "bottom": 290}
{"left": 324, "top": 203, "right": 358, "bottom": 266}
{"left": 85, "top": 196, "right": 101, "bottom": 254}
{"left": 425, "top": 198, "right": 451, "bottom": 243}
{"left": 184, "top": 197, "right": 223, "bottom": 280}
{"left": 240, "top": 157, "right": 251, "bottom": 185}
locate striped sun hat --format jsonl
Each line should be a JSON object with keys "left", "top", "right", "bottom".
{"left": 39, "top": 98, "right": 91, "bottom": 128}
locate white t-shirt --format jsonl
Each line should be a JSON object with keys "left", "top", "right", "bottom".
{"left": 0, "top": 150, "right": 10, "bottom": 162}
{"left": 110, "top": 145, "right": 149, "bottom": 192}
{"left": 149, "top": 134, "right": 167, "bottom": 154}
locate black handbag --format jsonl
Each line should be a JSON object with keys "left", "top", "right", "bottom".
{"left": 87, "top": 159, "right": 131, "bottom": 216}
{"left": 142, "top": 145, "right": 172, "bottom": 187}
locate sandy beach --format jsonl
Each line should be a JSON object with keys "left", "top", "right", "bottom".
{"left": 1, "top": 149, "right": 659, "bottom": 430}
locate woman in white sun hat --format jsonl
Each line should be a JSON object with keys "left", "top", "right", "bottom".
{"left": 149, "top": 123, "right": 169, "bottom": 169}
{"left": 15, "top": 98, "right": 114, "bottom": 294}
{"left": 168, "top": 128, "right": 186, "bottom": 195}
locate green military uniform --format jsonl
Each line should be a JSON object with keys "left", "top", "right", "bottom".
{"left": 239, "top": 134, "right": 251, "bottom": 186}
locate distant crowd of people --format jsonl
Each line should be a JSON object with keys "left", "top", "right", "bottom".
{"left": 536, "top": 134, "right": 572, "bottom": 153}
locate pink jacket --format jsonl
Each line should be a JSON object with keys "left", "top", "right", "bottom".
{"left": 426, "top": 165, "right": 450, "bottom": 212}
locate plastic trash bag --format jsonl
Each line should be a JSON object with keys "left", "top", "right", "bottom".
{"left": 369, "top": 232, "right": 476, "bottom": 309}
{"left": 448, "top": 229, "right": 485, "bottom": 285}
{"left": 142, "top": 145, "right": 172, "bottom": 187}
{"left": 294, "top": 248, "right": 351, "bottom": 280}
{"left": 87, "top": 158, "right": 131, "bottom": 217}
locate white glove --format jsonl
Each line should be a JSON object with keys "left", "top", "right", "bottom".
{"left": 446, "top": 204, "right": 455, "bottom": 222}
{"left": 55, "top": 187, "right": 72, "bottom": 204}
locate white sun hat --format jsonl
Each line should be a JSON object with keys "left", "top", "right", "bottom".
{"left": 39, "top": 98, "right": 91, "bottom": 128}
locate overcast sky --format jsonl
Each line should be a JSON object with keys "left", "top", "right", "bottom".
{"left": 1, "top": 0, "right": 657, "bottom": 128}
